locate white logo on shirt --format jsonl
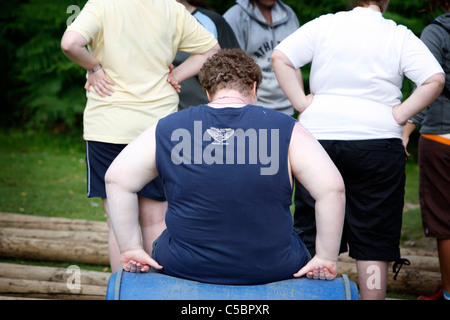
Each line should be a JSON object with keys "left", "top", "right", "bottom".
{"left": 206, "top": 127, "right": 235, "bottom": 145}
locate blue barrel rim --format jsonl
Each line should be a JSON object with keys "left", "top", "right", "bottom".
{"left": 110, "top": 268, "right": 357, "bottom": 300}
{"left": 114, "top": 267, "right": 123, "bottom": 300}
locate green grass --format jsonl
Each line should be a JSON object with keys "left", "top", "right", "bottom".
{"left": 0, "top": 129, "right": 105, "bottom": 221}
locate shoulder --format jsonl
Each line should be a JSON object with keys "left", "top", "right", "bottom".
{"left": 278, "top": 1, "right": 298, "bottom": 20}
{"left": 197, "top": 7, "right": 224, "bottom": 23}
{"left": 251, "top": 106, "right": 297, "bottom": 126}
{"left": 157, "top": 107, "right": 203, "bottom": 130}
{"left": 299, "top": 12, "right": 335, "bottom": 31}
{"left": 422, "top": 16, "right": 450, "bottom": 42}
{"left": 223, "top": 5, "right": 247, "bottom": 20}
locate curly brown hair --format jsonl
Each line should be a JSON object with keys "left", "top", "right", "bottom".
{"left": 198, "top": 49, "right": 263, "bottom": 97}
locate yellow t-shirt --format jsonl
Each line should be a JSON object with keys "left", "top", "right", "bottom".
{"left": 66, "top": 0, "right": 218, "bottom": 144}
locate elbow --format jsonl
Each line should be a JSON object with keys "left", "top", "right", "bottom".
{"left": 333, "top": 178, "right": 346, "bottom": 204}
{"left": 331, "top": 176, "right": 346, "bottom": 208}
{"left": 271, "top": 50, "right": 282, "bottom": 66}
{"left": 426, "top": 72, "right": 446, "bottom": 97}
{"left": 61, "top": 31, "right": 83, "bottom": 56}
{"left": 209, "top": 43, "right": 221, "bottom": 57}
{"left": 104, "top": 165, "right": 121, "bottom": 193}
{"left": 332, "top": 180, "right": 346, "bottom": 222}
{"left": 104, "top": 165, "right": 120, "bottom": 188}
{"left": 104, "top": 165, "right": 128, "bottom": 201}
{"left": 271, "top": 49, "right": 295, "bottom": 74}
{"left": 436, "top": 73, "right": 446, "bottom": 94}
{"left": 61, "top": 34, "right": 74, "bottom": 56}
{"left": 336, "top": 180, "right": 346, "bottom": 197}
{"left": 271, "top": 49, "right": 288, "bottom": 65}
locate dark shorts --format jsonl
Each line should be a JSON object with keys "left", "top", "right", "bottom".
{"left": 294, "top": 139, "right": 406, "bottom": 261}
{"left": 86, "top": 141, "right": 166, "bottom": 201}
{"left": 418, "top": 135, "right": 450, "bottom": 239}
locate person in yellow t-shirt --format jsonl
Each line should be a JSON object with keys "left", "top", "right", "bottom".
{"left": 61, "top": 0, "right": 220, "bottom": 272}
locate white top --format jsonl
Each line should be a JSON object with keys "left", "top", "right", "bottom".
{"left": 275, "top": 7, "right": 444, "bottom": 140}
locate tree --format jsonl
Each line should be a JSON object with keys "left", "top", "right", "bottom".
{"left": 1, "top": 0, "right": 86, "bottom": 132}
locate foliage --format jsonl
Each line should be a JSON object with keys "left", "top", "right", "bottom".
{"left": 1, "top": 0, "right": 87, "bottom": 131}
{"left": 1, "top": 0, "right": 444, "bottom": 132}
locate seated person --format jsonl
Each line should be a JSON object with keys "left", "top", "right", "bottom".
{"left": 105, "top": 49, "right": 345, "bottom": 285}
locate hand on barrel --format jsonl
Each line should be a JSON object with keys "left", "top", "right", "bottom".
{"left": 120, "top": 248, "right": 162, "bottom": 273}
{"left": 294, "top": 256, "right": 338, "bottom": 281}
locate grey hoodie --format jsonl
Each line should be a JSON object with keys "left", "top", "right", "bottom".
{"left": 224, "top": 0, "right": 299, "bottom": 115}
{"left": 411, "top": 12, "right": 450, "bottom": 134}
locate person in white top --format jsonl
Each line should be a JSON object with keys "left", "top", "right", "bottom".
{"left": 272, "top": 0, "right": 445, "bottom": 300}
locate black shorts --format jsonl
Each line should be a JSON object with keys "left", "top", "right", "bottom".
{"left": 86, "top": 141, "right": 166, "bottom": 201}
{"left": 294, "top": 139, "right": 406, "bottom": 261}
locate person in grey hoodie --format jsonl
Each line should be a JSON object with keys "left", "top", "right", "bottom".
{"left": 224, "top": 0, "right": 300, "bottom": 116}
{"left": 402, "top": 0, "right": 450, "bottom": 301}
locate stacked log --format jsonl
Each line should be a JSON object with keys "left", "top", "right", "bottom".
{"left": 0, "top": 263, "right": 109, "bottom": 300}
{"left": 0, "top": 212, "right": 443, "bottom": 298}
{"left": 0, "top": 212, "right": 109, "bottom": 265}
{"left": 0, "top": 212, "right": 111, "bottom": 299}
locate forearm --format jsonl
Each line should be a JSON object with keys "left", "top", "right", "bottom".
{"left": 172, "top": 43, "right": 220, "bottom": 83}
{"left": 314, "top": 191, "right": 345, "bottom": 262}
{"left": 393, "top": 73, "right": 445, "bottom": 125}
{"left": 272, "top": 50, "right": 307, "bottom": 113}
{"left": 61, "top": 31, "right": 100, "bottom": 71}
{"left": 106, "top": 183, "right": 142, "bottom": 252}
{"left": 401, "top": 122, "right": 417, "bottom": 140}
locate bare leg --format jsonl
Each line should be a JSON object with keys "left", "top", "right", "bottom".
{"left": 356, "top": 260, "right": 388, "bottom": 300}
{"left": 138, "top": 196, "right": 167, "bottom": 255}
{"left": 438, "top": 238, "right": 450, "bottom": 296}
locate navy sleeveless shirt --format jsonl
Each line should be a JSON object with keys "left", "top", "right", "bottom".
{"left": 154, "top": 105, "right": 309, "bottom": 285}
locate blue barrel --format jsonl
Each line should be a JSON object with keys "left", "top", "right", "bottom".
{"left": 106, "top": 269, "right": 359, "bottom": 300}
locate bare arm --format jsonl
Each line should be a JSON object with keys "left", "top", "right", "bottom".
{"left": 61, "top": 30, "right": 114, "bottom": 97}
{"left": 401, "top": 122, "right": 417, "bottom": 157}
{"left": 393, "top": 73, "right": 445, "bottom": 125}
{"left": 272, "top": 49, "right": 312, "bottom": 114}
{"left": 288, "top": 123, "right": 345, "bottom": 280}
{"left": 105, "top": 124, "right": 162, "bottom": 272}
{"left": 168, "top": 43, "right": 221, "bottom": 92}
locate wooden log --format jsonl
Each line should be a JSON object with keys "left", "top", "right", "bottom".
{"left": 1, "top": 293, "right": 104, "bottom": 300}
{"left": 0, "top": 295, "right": 44, "bottom": 300}
{"left": 338, "top": 261, "right": 441, "bottom": 296}
{"left": 0, "top": 263, "right": 110, "bottom": 300}
{"left": 0, "top": 227, "right": 108, "bottom": 244}
{"left": 0, "top": 263, "right": 110, "bottom": 287}
{"left": 0, "top": 212, "right": 108, "bottom": 232}
{"left": 400, "top": 247, "right": 438, "bottom": 257}
{"left": 0, "top": 235, "right": 110, "bottom": 265}
{"left": 0, "top": 278, "right": 106, "bottom": 299}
